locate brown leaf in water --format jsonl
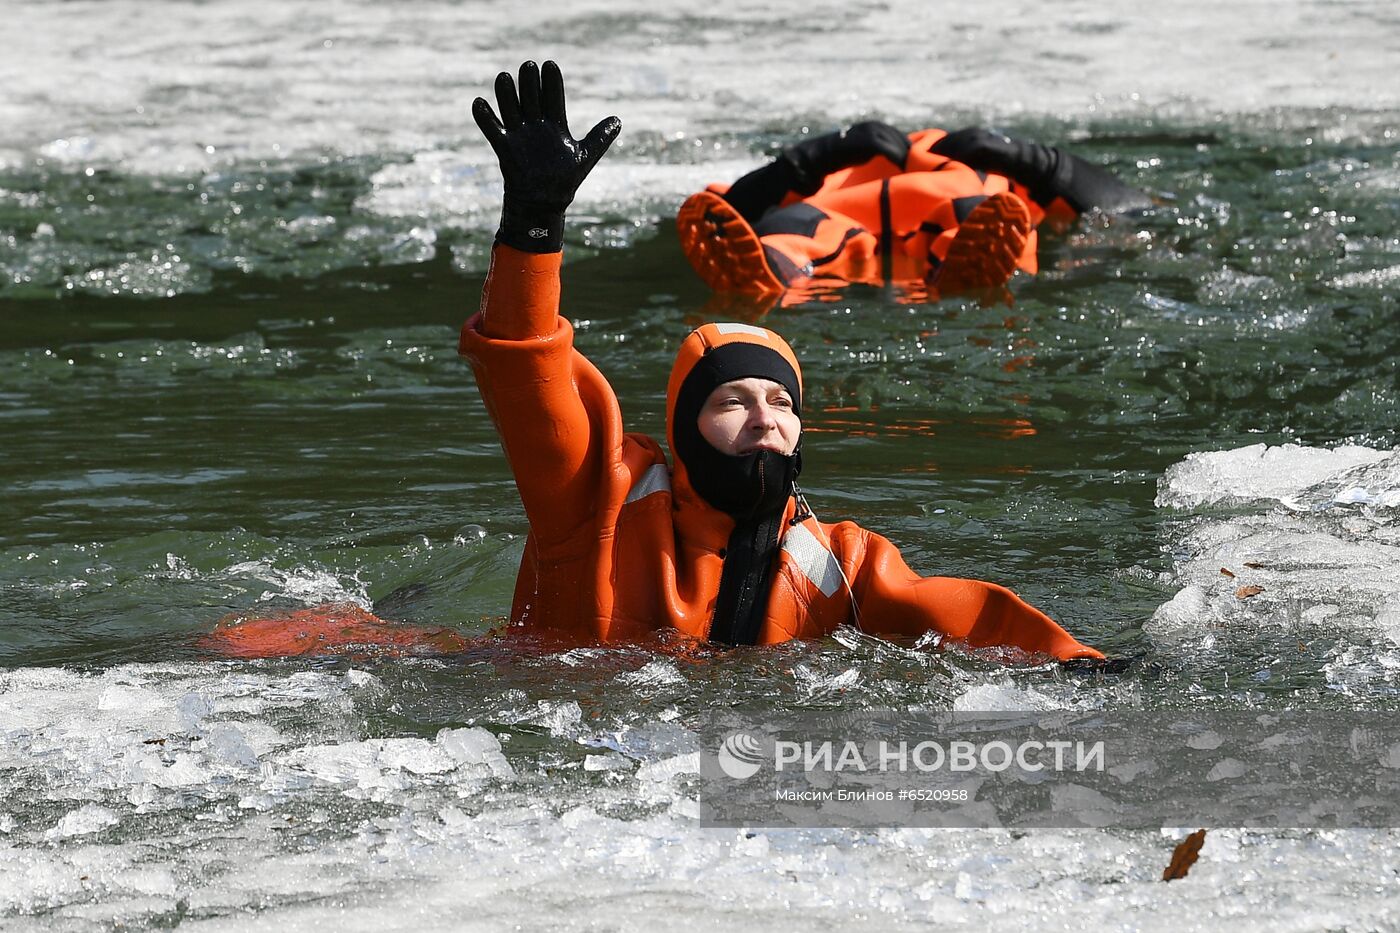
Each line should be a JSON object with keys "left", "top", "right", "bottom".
{"left": 1243, "top": 561, "right": 1265, "bottom": 569}
{"left": 1235, "top": 585, "right": 1264, "bottom": 599}
{"left": 1162, "top": 829, "right": 1207, "bottom": 881}
{"left": 1219, "top": 567, "right": 1236, "bottom": 578}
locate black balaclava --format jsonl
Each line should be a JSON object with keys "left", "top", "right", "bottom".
{"left": 671, "top": 341, "right": 803, "bottom": 519}
{"left": 670, "top": 341, "right": 803, "bottom": 645}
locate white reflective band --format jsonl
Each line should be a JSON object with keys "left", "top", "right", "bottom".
{"left": 781, "top": 523, "right": 842, "bottom": 598}
{"left": 713, "top": 322, "right": 770, "bottom": 339}
{"left": 624, "top": 463, "right": 671, "bottom": 504}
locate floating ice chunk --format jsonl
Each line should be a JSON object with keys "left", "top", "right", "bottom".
{"left": 616, "top": 659, "right": 685, "bottom": 687}
{"left": 97, "top": 684, "right": 166, "bottom": 715}
{"left": 345, "top": 669, "right": 382, "bottom": 690}
{"left": 1206, "top": 758, "right": 1247, "bottom": 781}
{"left": 588, "top": 722, "right": 699, "bottom": 760}
{"left": 1145, "top": 584, "right": 1218, "bottom": 640}
{"left": 584, "top": 753, "right": 633, "bottom": 772}
{"left": 115, "top": 867, "right": 179, "bottom": 897}
{"left": 437, "top": 806, "right": 473, "bottom": 833}
{"left": 734, "top": 830, "right": 771, "bottom": 857}
{"left": 953, "top": 681, "right": 1065, "bottom": 712}
{"left": 792, "top": 665, "right": 861, "bottom": 699}
{"left": 149, "top": 753, "right": 211, "bottom": 789}
{"left": 532, "top": 701, "right": 583, "bottom": 736}
{"left": 376, "top": 739, "right": 457, "bottom": 776}
{"left": 280, "top": 739, "right": 389, "bottom": 778}
{"left": 1049, "top": 784, "right": 1121, "bottom": 827}
{"left": 436, "top": 727, "right": 515, "bottom": 780}
{"left": 1156, "top": 443, "right": 1389, "bottom": 509}
{"left": 46, "top": 804, "right": 119, "bottom": 840}
{"left": 177, "top": 692, "right": 211, "bottom": 729}
{"left": 1150, "top": 509, "right": 1400, "bottom": 643}
{"left": 1376, "top": 600, "right": 1400, "bottom": 645}
{"left": 201, "top": 723, "right": 260, "bottom": 770}
{"left": 1187, "top": 730, "right": 1224, "bottom": 750}
{"left": 128, "top": 783, "right": 159, "bottom": 809}
{"left": 669, "top": 796, "right": 702, "bottom": 820}
{"left": 636, "top": 752, "right": 701, "bottom": 783}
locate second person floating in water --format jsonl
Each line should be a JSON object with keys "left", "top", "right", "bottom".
{"left": 678, "top": 118, "right": 1149, "bottom": 305}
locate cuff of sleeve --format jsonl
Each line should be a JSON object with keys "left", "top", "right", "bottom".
{"left": 459, "top": 310, "right": 576, "bottom": 389}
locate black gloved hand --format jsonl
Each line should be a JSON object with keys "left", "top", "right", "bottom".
{"left": 472, "top": 60, "right": 621, "bottom": 253}
{"left": 931, "top": 127, "right": 1149, "bottom": 214}
{"left": 782, "top": 120, "right": 909, "bottom": 195}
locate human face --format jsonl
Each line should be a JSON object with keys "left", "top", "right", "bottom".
{"left": 697, "top": 378, "right": 801, "bottom": 456}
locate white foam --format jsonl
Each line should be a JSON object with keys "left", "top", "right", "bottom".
{"left": 223, "top": 559, "right": 371, "bottom": 609}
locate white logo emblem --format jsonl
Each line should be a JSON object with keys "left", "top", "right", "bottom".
{"left": 717, "top": 732, "right": 765, "bottom": 780}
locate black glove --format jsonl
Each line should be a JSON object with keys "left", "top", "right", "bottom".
{"left": 782, "top": 120, "right": 910, "bottom": 195}
{"left": 472, "top": 60, "right": 621, "bottom": 253}
{"left": 931, "top": 127, "right": 1149, "bottom": 214}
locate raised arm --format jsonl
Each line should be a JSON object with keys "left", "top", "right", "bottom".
{"left": 461, "top": 62, "right": 622, "bottom": 546}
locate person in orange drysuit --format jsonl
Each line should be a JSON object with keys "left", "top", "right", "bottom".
{"left": 456, "top": 61, "right": 1102, "bottom": 659}
{"left": 678, "top": 119, "right": 1149, "bottom": 303}
{"left": 199, "top": 62, "right": 1105, "bottom": 663}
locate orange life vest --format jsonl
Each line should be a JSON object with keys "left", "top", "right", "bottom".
{"left": 457, "top": 245, "right": 1102, "bottom": 661}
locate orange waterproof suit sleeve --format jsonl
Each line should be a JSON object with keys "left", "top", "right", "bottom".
{"left": 459, "top": 245, "right": 616, "bottom": 548}
{"left": 850, "top": 530, "right": 1103, "bottom": 661}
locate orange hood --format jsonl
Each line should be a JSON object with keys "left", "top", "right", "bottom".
{"left": 665, "top": 322, "right": 804, "bottom": 509}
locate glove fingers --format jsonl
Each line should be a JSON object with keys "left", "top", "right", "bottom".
{"left": 517, "top": 60, "right": 541, "bottom": 121}
{"left": 541, "top": 60, "right": 568, "bottom": 132}
{"left": 471, "top": 97, "right": 509, "bottom": 159}
{"left": 580, "top": 116, "right": 622, "bottom": 172}
{"left": 493, "top": 71, "right": 521, "bottom": 128}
